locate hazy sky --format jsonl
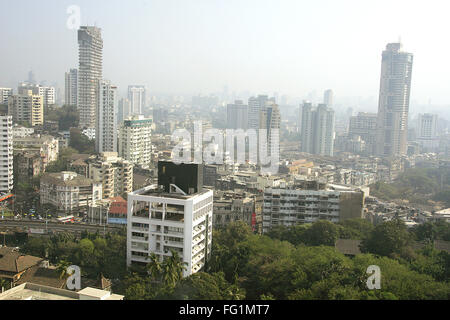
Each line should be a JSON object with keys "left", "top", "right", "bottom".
{"left": 1, "top": 0, "right": 450, "bottom": 105}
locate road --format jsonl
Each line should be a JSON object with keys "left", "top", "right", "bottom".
{"left": 0, "top": 219, "right": 124, "bottom": 235}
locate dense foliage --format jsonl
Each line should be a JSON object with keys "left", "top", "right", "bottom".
{"left": 370, "top": 167, "right": 450, "bottom": 207}
{"left": 17, "top": 219, "right": 450, "bottom": 300}
{"left": 69, "top": 128, "right": 95, "bottom": 154}
{"left": 46, "top": 105, "right": 79, "bottom": 131}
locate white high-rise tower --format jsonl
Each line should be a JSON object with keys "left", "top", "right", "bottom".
{"left": 78, "top": 26, "right": 103, "bottom": 129}
{"left": 375, "top": 43, "right": 413, "bottom": 157}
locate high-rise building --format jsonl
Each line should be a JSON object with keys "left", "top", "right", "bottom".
{"left": 117, "top": 98, "right": 131, "bottom": 125}
{"left": 0, "top": 115, "right": 13, "bottom": 193}
{"left": 417, "top": 113, "right": 438, "bottom": 139}
{"left": 127, "top": 161, "right": 213, "bottom": 277}
{"left": 8, "top": 91, "right": 44, "bottom": 126}
{"left": 78, "top": 26, "right": 103, "bottom": 129}
{"left": 323, "top": 89, "right": 333, "bottom": 107}
{"left": 348, "top": 112, "right": 378, "bottom": 155}
{"left": 416, "top": 113, "right": 439, "bottom": 152}
{"left": 119, "top": 115, "right": 152, "bottom": 167}
{"left": 95, "top": 80, "right": 117, "bottom": 153}
{"left": 27, "top": 70, "right": 36, "bottom": 84}
{"left": 375, "top": 43, "right": 413, "bottom": 157}
{"left": 128, "top": 85, "right": 146, "bottom": 115}
{"left": 300, "top": 103, "right": 335, "bottom": 156}
{"left": 18, "top": 83, "right": 55, "bottom": 107}
{"left": 226, "top": 100, "right": 248, "bottom": 130}
{"left": 247, "top": 95, "right": 276, "bottom": 130}
{"left": 65, "top": 69, "right": 78, "bottom": 106}
{"left": 0, "top": 88, "right": 13, "bottom": 105}
{"left": 88, "top": 152, "right": 133, "bottom": 199}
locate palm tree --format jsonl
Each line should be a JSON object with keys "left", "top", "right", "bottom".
{"left": 146, "top": 253, "right": 163, "bottom": 283}
{"left": 161, "top": 250, "right": 187, "bottom": 288}
{"left": 56, "top": 259, "right": 72, "bottom": 280}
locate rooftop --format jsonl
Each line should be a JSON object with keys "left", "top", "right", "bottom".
{"left": 132, "top": 184, "right": 211, "bottom": 200}
{"left": 0, "top": 283, "right": 123, "bottom": 300}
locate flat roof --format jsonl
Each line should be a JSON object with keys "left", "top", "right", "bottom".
{"left": 132, "top": 184, "right": 211, "bottom": 200}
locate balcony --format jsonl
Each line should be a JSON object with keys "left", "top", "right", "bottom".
{"left": 192, "top": 234, "right": 205, "bottom": 246}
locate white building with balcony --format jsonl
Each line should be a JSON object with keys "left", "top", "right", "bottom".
{"left": 127, "top": 184, "right": 213, "bottom": 277}
{"left": 0, "top": 115, "right": 13, "bottom": 193}
{"left": 262, "top": 185, "right": 365, "bottom": 233}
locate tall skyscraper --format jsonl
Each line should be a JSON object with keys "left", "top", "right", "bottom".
{"left": 300, "top": 103, "right": 335, "bottom": 156}
{"left": 65, "top": 69, "right": 78, "bottom": 106}
{"left": 78, "top": 26, "right": 103, "bottom": 129}
{"left": 375, "top": 43, "right": 413, "bottom": 157}
{"left": 27, "top": 70, "right": 36, "bottom": 84}
{"left": 226, "top": 100, "right": 248, "bottom": 130}
{"left": 117, "top": 98, "right": 131, "bottom": 125}
{"left": 323, "top": 89, "right": 333, "bottom": 107}
{"left": 119, "top": 115, "right": 153, "bottom": 167}
{"left": 128, "top": 85, "right": 146, "bottom": 115}
{"left": 247, "top": 95, "right": 275, "bottom": 130}
{"left": 95, "top": 80, "right": 117, "bottom": 153}
{"left": 0, "top": 114, "right": 13, "bottom": 193}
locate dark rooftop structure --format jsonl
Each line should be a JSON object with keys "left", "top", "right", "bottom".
{"left": 158, "top": 161, "right": 203, "bottom": 195}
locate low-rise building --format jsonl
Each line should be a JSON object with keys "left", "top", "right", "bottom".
{"left": 13, "top": 150, "right": 42, "bottom": 182}
{"left": 13, "top": 134, "right": 59, "bottom": 170}
{"left": 262, "top": 183, "right": 365, "bottom": 233}
{"left": 40, "top": 171, "right": 102, "bottom": 213}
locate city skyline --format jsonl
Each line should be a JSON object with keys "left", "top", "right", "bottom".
{"left": 1, "top": 0, "right": 450, "bottom": 108}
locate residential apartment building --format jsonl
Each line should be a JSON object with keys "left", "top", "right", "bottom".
{"left": 95, "top": 80, "right": 117, "bottom": 153}
{"left": 348, "top": 112, "right": 377, "bottom": 155}
{"left": 65, "top": 68, "right": 78, "bottom": 106}
{"left": 13, "top": 150, "right": 42, "bottom": 183}
{"left": 300, "top": 103, "right": 335, "bottom": 156}
{"left": 118, "top": 115, "right": 152, "bottom": 167}
{"left": 40, "top": 171, "right": 102, "bottom": 213}
{"left": 375, "top": 43, "right": 413, "bottom": 157}
{"left": 0, "top": 115, "right": 13, "bottom": 193}
{"left": 88, "top": 152, "right": 133, "bottom": 199}
{"left": 127, "top": 161, "right": 213, "bottom": 277}
{"left": 78, "top": 26, "right": 103, "bottom": 129}
{"left": 417, "top": 113, "right": 438, "bottom": 139}
{"left": 13, "top": 134, "right": 59, "bottom": 170}
{"left": 128, "top": 85, "right": 146, "bottom": 115}
{"left": 8, "top": 91, "right": 44, "bottom": 126}
{"left": 18, "top": 83, "right": 55, "bottom": 107}
{"left": 212, "top": 191, "right": 258, "bottom": 230}
{"left": 247, "top": 95, "right": 275, "bottom": 130}
{"left": 0, "top": 88, "right": 13, "bottom": 105}
{"left": 262, "top": 184, "right": 365, "bottom": 233}
{"left": 12, "top": 125, "right": 34, "bottom": 138}
{"left": 227, "top": 100, "right": 248, "bottom": 130}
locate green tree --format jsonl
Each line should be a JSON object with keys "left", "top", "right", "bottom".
{"left": 170, "top": 272, "right": 245, "bottom": 300}
{"left": 361, "top": 219, "right": 413, "bottom": 257}
{"left": 302, "top": 220, "right": 339, "bottom": 246}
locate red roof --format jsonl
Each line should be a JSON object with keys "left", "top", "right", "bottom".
{"left": 108, "top": 196, "right": 127, "bottom": 215}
